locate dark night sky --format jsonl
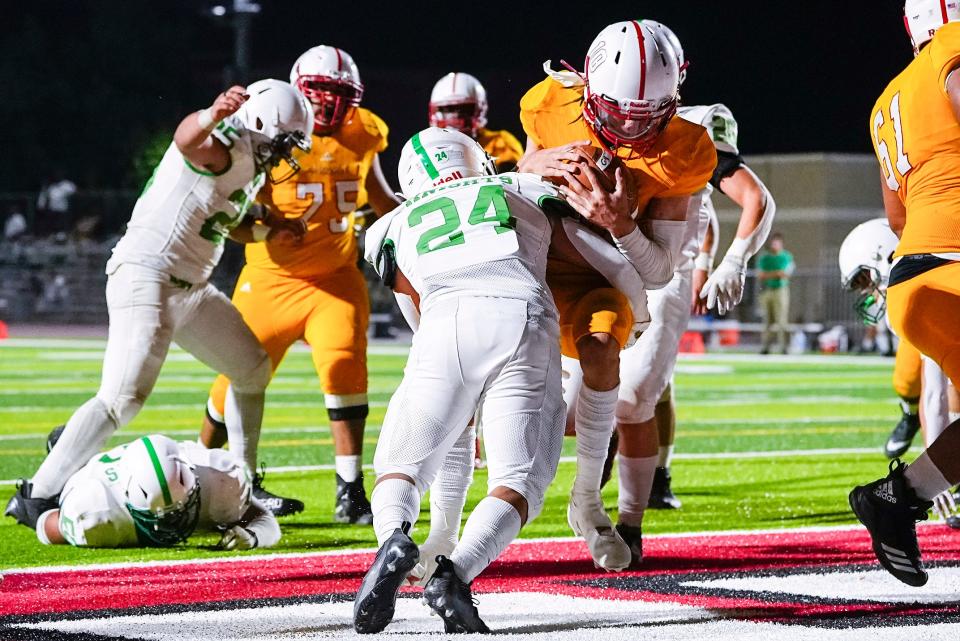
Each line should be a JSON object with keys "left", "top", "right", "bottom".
{"left": 2, "top": 1, "right": 915, "bottom": 190}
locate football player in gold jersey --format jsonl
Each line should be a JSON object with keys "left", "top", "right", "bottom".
{"left": 428, "top": 72, "right": 524, "bottom": 172}
{"left": 518, "top": 21, "right": 715, "bottom": 570}
{"left": 851, "top": 0, "right": 960, "bottom": 587}
{"left": 199, "top": 46, "right": 400, "bottom": 521}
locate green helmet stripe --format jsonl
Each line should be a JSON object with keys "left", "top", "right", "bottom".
{"left": 411, "top": 132, "right": 440, "bottom": 180}
{"left": 141, "top": 436, "right": 173, "bottom": 506}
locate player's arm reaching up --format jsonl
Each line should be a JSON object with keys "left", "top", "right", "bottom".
{"left": 174, "top": 86, "right": 249, "bottom": 174}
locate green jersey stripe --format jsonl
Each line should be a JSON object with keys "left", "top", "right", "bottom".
{"left": 411, "top": 133, "right": 440, "bottom": 180}
{"left": 141, "top": 436, "right": 173, "bottom": 506}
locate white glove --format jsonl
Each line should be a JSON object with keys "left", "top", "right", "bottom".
{"left": 406, "top": 536, "right": 456, "bottom": 587}
{"left": 700, "top": 240, "right": 748, "bottom": 315}
{"left": 932, "top": 489, "right": 957, "bottom": 521}
{"left": 218, "top": 525, "right": 259, "bottom": 551}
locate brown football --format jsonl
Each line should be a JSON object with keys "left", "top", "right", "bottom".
{"left": 547, "top": 145, "right": 637, "bottom": 211}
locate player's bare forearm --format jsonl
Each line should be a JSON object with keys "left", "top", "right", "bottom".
{"left": 365, "top": 155, "right": 402, "bottom": 214}
{"left": 880, "top": 173, "right": 906, "bottom": 237}
{"left": 40, "top": 509, "right": 67, "bottom": 545}
{"left": 720, "top": 169, "right": 766, "bottom": 240}
{"left": 174, "top": 86, "right": 248, "bottom": 173}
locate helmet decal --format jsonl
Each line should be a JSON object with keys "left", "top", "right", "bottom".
{"left": 411, "top": 132, "right": 441, "bottom": 180}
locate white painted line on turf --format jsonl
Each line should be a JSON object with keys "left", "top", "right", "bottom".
{"left": 0, "top": 521, "right": 934, "bottom": 577}
{"left": 0, "top": 447, "right": 895, "bottom": 487}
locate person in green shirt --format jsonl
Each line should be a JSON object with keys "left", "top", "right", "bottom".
{"left": 756, "top": 232, "right": 794, "bottom": 354}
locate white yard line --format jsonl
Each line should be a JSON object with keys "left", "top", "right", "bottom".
{"left": 0, "top": 447, "right": 897, "bottom": 486}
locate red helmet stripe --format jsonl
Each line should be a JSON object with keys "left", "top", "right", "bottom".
{"left": 943, "top": 0, "right": 950, "bottom": 22}
{"left": 452, "top": 73, "right": 458, "bottom": 93}
{"left": 334, "top": 47, "right": 343, "bottom": 71}
{"left": 631, "top": 20, "right": 647, "bottom": 99}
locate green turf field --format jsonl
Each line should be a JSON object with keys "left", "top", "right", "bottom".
{"left": 0, "top": 338, "right": 905, "bottom": 569}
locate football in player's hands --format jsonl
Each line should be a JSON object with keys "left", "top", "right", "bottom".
{"left": 547, "top": 146, "right": 637, "bottom": 206}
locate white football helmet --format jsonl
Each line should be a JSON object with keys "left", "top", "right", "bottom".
{"left": 838, "top": 218, "right": 899, "bottom": 324}
{"left": 123, "top": 435, "right": 201, "bottom": 546}
{"left": 428, "top": 72, "right": 489, "bottom": 138}
{"left": 582, "top": 20, "right": 680, "bottom": 156}
{"left": 290, "top": 45, "right": 364, "bottom": 131}
{"left": 235, "top": 79, "right": 313, "bottom": 182}
{"left": 641, "top": 20, "right": 688, "bottom": 85}
{"left": 904, "top": 0, "right": 960, "bottom": 54}
{"left": 397, "top": 127, "right": 496, "bottom": 199}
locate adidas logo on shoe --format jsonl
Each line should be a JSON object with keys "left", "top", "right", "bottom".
{"left": 874, "top": 481, "right": 897, "bottom": 504}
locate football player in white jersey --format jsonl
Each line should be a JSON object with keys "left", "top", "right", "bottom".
{"left": 5, "top": 80, "right": 313, "bottom": 531}
{"left": 352, "top": 128, "right": 568, "bottom": 634}
{"left": 35, "top": 433, "right": 279, "bottom": 549}
{"left": 559, "top": 21, "right": 777, "bottom": 566}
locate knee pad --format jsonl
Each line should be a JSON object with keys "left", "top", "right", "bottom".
{"left": 230, "top": 352, "right": 272, "bottom": 394}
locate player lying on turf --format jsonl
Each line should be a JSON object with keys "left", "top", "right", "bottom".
{"left": 515, "top": 20, "right": 716, "bottom": 571}
{"left": 850, "top": 0, "right": 960, "bottom": 587}
{"left": 199, "top": 46, "right": 400, "bottom": 522}
{"left": 353, "top": 128, "right": 572, "bottom": 634}
{"left": 35, "top": 432, "right": 279, "bottom": 549}
{"left": 428, "top": 71, "right": 524, "bottom": 172}
{"left": 5, "top": 81, "right": 313, "bottom": 531}
{"left": 839, "top": 219, "right": 960, "bottom": 528}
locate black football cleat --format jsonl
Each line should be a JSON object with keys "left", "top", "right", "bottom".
{"left": 253, "top": 469, "right": 304, "bottom": 517}
{"left": 884, "top": 411, "right": 920, "bottom": 459}
{"left": 335, "top": 473, "right": 373, "bottom": 524}
{"left": 46, "top": 425, "right": 66, "bottom": 454}
{"left": 423, "top": 555, "right": 489, "bottom": 633}
{"left": 849, "top": 459, "right": 933, "bottom": 587}
{"left": 5, "top": 480, "right": 59, "bottom": 529}
{"left": 354, "top": 522, "right": 419, "bottom": 634}
{"left": 615, "top": 522, "right": 643, "bottom": 567}
{"left": 945, "top": 490, "right": 960, "bottom": 530}
{"left": 648, "top": 466, "right": 682, "bottom": 510}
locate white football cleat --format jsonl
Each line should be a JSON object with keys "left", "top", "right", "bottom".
{"left": 567, "top": 492, "right": 631, "bottom": 572}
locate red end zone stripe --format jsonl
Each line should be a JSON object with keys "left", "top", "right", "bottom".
{"left": 3, "top": 527, "right": 960, "bottom": 618}
{"left": 632, "top": 20, "right": 646, "bottom": 99}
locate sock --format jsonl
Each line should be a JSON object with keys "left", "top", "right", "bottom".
{"left": 450, "top": 496, "right": 521, "bottom": 583}
{"left": 335, "top": 455, "right": 361, "bottom": 483}
{"left": 657, "top": 445, "right": 674, "bottom": 469}
{"left": 617, "top": 454, "right": 658, "bottom": 527}
{"left": 905, "top": 453, "right": 951, "bottom": 501}
{"left": 572, "top": 384, "right": 618, "bottom": 497}
{"left": 428, "top": 424, "right": 475, "bottom": 547}
{"left": 900, "top": 397, "right": 920, "bottom": 416}
{"left": 370, "top": 478, "right": 420, "bottom": 545}
{"left": 32, "top": 397, "right": 117, "bottom": 498}
{"left": 224, "top": 385, "right": 264, "bottom": 472}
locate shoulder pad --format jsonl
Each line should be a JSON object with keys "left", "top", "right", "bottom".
{"left": 678, "top": 104, "right": 739, "bottom": 154}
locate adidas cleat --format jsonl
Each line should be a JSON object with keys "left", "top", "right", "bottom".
{"left": 253, "top": 470, "right": 304, "bottom": 517}
{"left": 354, "top": 522, "right": 419, "bottom": 634}
{"left": 849, "top": 459, "right": 933, "bottom": 587}
{"left": 884, "top": 411, "right": 920, "bottom": 459}
{"left": 423, "top": 555, "right": 489, "bottom": 633}
{"left": 335, "top": 473, "right": 373, "bottom": 524}
{"left": 648, "top": 466, "right": 682, "bottom": 510}
{"left": 5, "top": 480, "right": 58, "bottom": 529}
{"left": 615, "top": 522, "right": 643, "bottom": 567}
{"left": 567, "top": 492, "right": 631, "bottom": 572}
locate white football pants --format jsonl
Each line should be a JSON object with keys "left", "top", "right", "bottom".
{"left": 562, "top": 268, "right": 693, "bottom": 424}
{"left": 31, "top": 263, "right": 270, "bottom": 498}
{"left": 374, "top": 296, "right": 565, "bottom": 520}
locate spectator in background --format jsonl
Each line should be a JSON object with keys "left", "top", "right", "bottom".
{"left": 36, "top": 171, "right": 77, "bottom": 236}
{"left": 3, "top": 203, "right": 27, "bottom": 241}
{"left": 757, "top": 232, "right": 795, "bottom": 354}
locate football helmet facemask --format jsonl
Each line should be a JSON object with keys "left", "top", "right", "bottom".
{"left": 582, "top": 21, "right": 680, "bottom": 157}
{"left": 838, "top": 218, "right": 899, "bottom": 325}
{"left": 290, "top": 45, "right": 364, "bottom": 133}
{"left": 428, "top": 72, "right": 489, "bottom": 138}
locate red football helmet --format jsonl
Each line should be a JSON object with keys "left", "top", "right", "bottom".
{"left": 290, "top": 45, "right": 364, "bottom": 133}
